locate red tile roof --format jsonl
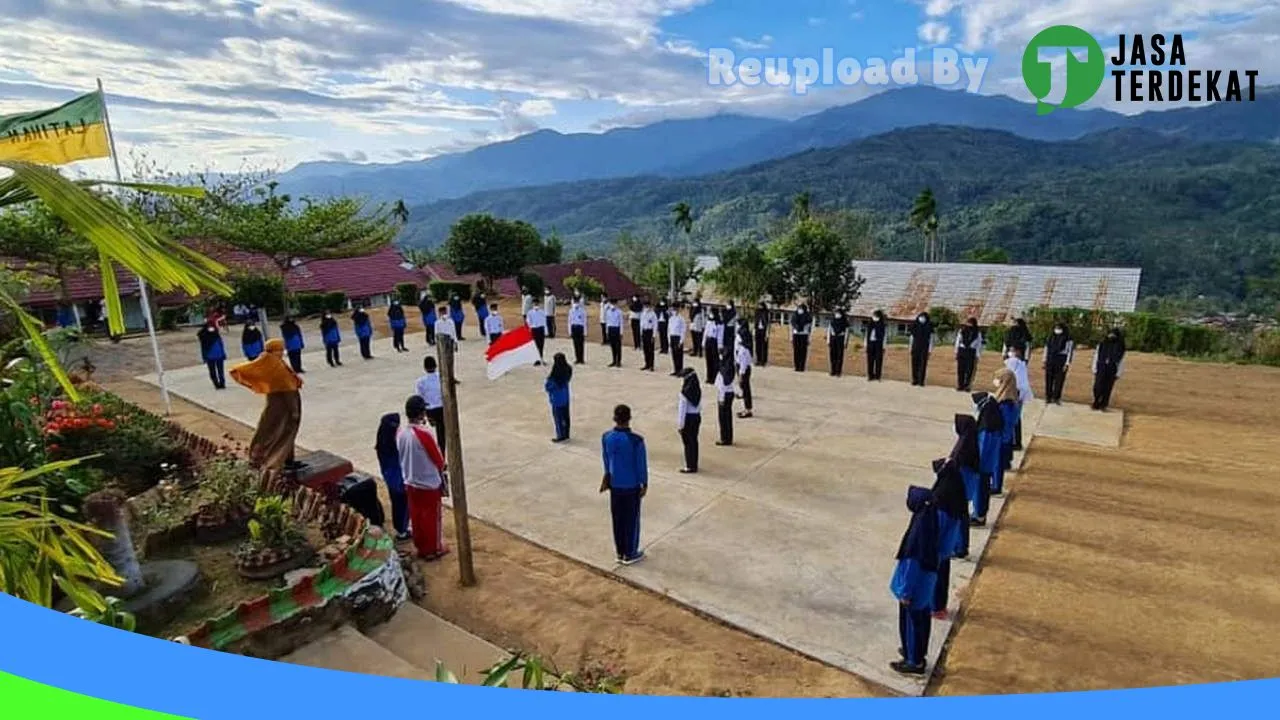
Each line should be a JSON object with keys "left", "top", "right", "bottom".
{"left": 528, "top": 259, "right": 643, "bottom": 301}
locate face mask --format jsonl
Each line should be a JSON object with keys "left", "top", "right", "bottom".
{"left": 918, "top": 317, "right": 926, "bottom": 324}
{"left": 1054, "top": 329, "right": 1064, "bottom": 335}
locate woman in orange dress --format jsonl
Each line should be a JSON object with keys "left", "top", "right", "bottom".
{"left": 229, "top": 339, "right": 304, "bottom": 472}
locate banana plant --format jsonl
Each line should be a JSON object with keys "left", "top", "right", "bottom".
{"left": 432, "top": 654, "right": 562, "bottom": 690}
{"left": 1, "top": 161, "right": 232, "bottom": 400}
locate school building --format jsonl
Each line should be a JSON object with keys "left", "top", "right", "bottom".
{"left": 690, "top": 256, "right": 1143, "bottom": 336}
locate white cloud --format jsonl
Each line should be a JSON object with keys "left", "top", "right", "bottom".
{"left": 924, "top": 0, "right": 954, "bottom": 17}
{"left": 517, "top": 99, "right": 557, "bottom": 117}
{"left": 808, "top": 17, "right": 825, "bottom": 26}
{"left": 731, "top": 34, "right": 774, "bottom": 50}
{"left": 918, "top": 21, "right": 952, "bottom": 44}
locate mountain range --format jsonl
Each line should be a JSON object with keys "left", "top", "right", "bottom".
{"left": 279, "top": 86, "right": 1280, "bottom": 206}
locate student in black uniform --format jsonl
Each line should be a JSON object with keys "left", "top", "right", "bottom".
{"left": 677, "top": 368, "right": 701, "bottom": 474}
{"left": 714, "top": 360, "right": 736, "bottom": 446}
{"left": 657, "top": 299, "right": 670, "bottom": 355}
{"left": 908, "top": 312, "right": 934, "bottom": 386}
{"left": 827, "top": 309, "right": 849, "bottom": 377}
{"left": 703, "top": 309, "right": 722, "bottom": 385}
{"left": 667, "top": 303, "right": 687, "bottom": 376}
{"left": 628, "top": 295, "right": 643, "bottom": 350}
{"left": 639, "top": 302, "right": 657, "bottom": 371}
{"left": 735, "top": 334, "right": 754, "bottom": 419}
{"left": 1091, "top": 328, "right": 1126, "bottom": 411}
{"left": 1004, "top": 317, "right": 1031, "bottom": 359}
{"left": 865, "top": 310, "right": 886, "bottom": 381}
{"left": 1043, "top": 322, "right": 1075, "bottom": 404}
{"left": 954, "top": 317, "right": 983, "bottom": 391}
{"left": 790, "top": 304, "right": 812, "bottom": 371}
{"left": 753, "top": 302, "right": 770, "bottom": 367}
{"left": 690, "top": 302, "right": 706, "bottom": 358}
{"left": 723, "top": 300, "right": 738, "bottom": 327}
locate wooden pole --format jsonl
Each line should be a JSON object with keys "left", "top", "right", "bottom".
{"left": 437, "top": 337, "right": 476, "bottom": 586}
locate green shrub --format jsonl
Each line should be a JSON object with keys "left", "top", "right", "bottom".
{"left": 158, "top": 307, "right": 184, "bottom": 331}
{"left": 983, "top": 323, "right": 1006, "bottom": 351}
{"left": 293, "top": 292, "right": 327, "bottom": 317}
{"left": 564, "top": 270, "right": 605, "bottom": 300}
{"left": 1250, "top": 330, "right": 1280, "bottom": 366}
{"left": 517, "top": 271, "right": 546, "bottom": 299}
{"left": 1025, "top": 307, "right": 1116, "bottom": 347}
{"left": 928, "top": 306, "right": 959, "bottom": 336}
{"left": 323, "top": 291, "right": 348, "bottom": 313}
{"left": 1170, "top": 324, "right": 1222, "bottom": 356}
{"left": 230, "top": 273, "right": 286, "bottom": 316}
{"left": 395, "top": 283, "right": 420, "bottom": 306}
{"left": 429, "top": 282, "right": 472, "bottom": 302}
{"left": 1122, "top": 312, "right": 1178, "bottom": 353}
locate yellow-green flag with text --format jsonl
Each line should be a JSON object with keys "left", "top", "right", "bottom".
{"left": 0, "top": 91, "right": 111, "bottom": 165}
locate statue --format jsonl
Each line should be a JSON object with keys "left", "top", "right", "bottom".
{"left": 230, "top": 338, "right": 304, "bottom": 473}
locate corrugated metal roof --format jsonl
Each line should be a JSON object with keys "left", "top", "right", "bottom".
{"left": 691, "top": 257, "right": 1141, "bottom": 324}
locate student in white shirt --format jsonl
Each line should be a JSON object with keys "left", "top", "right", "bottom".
{"left": 598, "top": 298, "right": 609, "bottom": 346}
{"left": 908, "top": 312, "right": 935, "bottom": 386}
{"left": 397, "top": 395, "right": 449, "bottom": 561}
{"left": 484, "top": 303, "right": 504, "bottom": 345}
{"left": 568, "top": 295, "right": 588, "bottom": 364}
{"left": 703, "top": 309, "right": 722, "bottom": 384}
{"left": 735, "top": 339, "right": 754, "bottom": 419}
{"left": 605, "top": 299, "right": 625, "bottom": 367}
{"left": 827, "top": 309, "right": 850, "bottom": 377}
{"left": 544, "top": 291, "right": 558, "bottom": 339}
{"left": 954, "top": 317, "right": 984, "bottom": 392}
{"left": 627, "top": 296, "right": 643, "bottom": 351}
{"left": 639, "top": 302, "right": 658, "bottom": 371}
{"left": 1004, "top": 345, "right": 1034, "bottom": 450}
{"left": 865, "top": 310, "right": 887, "bottom": 381}
{"left": 690, "top": 302, "right": 706, "bottom": 358}
{"left": 414, "top": 356, "right": 448, "bottom": 460}
{"left": 526, "top": 303, "right": 547, "bottom": 365}
{"left": 677, "top": 368, "right": 702, "bottom": 473}
{"left": 433, "top": 305, "right": 457, "bottom": 349}
{"left": 791, "top": 304, "right": 813, "bottom": 372}
{"left": 714, "top": 361, "right": 736, "bottom": 446}
{"left": 667, "top": 304, "right": 687, "bottom": 376}
{"left": 520, "top": 289, "right": 534, "bottom": 317}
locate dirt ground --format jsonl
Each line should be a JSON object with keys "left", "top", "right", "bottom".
{"left": 101, "top": 301, "right": 1280, "bottom": 697}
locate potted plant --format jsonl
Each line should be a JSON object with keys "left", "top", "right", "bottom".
{"left": 193, "top": 455, "right": 257, "bottom": 544}
{"left": 235, "top": 495, "right": 312, "bottom": 580}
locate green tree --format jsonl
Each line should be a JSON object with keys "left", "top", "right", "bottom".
{"left": 705, "top": 240, "right": 778, "bottom": 305}
{"left": 180, "top": 180, "right": 399, "bottom": 312}
{"left": 610, "top": 231, "right": 657, "bottom": 282}
{"left": 791, "top": 191, "right": 812, "bottom": 221}
{"left": 519, "top": 224, "right": 561, "bottom": 266}
{"left": 639, "top": 251, "right": 696, "bottom": 297}
{"left": 962, "top": 245, "right": 1011, "bottom": 264}
{"left": 392, "top": 199, "right": 410, "bottom": 225}
{"left": 672, "top": 202, "right": 693, "bottom": 236}
{"left": 401, "top": 246, "right": 437, "bottom": 269}
{"left": 0, "top": 202, "right": 96, "bottom": 324}
{"left": 909, "top": 188, "right": 940, "bottom": 263}
{"left": 444, "top": 214, "right": 527, "bottom": 289}
{"left": 769, "top": 218, "right": 865, "bottom": 313}
{"left": 563, "top": 269, "right": 606, "bottom": 300}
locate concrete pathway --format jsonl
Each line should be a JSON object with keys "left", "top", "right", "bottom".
{"left": 143, "top": 335, "right": 1122, "bottom": 695}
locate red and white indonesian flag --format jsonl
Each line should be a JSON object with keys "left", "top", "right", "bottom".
{"left": 485, "top": 325, "right": 541, "bottom": 380}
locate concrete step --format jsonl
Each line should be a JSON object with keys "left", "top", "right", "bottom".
{"left": 279, "top": 625, "right": 432, "bottom": 682}
{"left": 364, "top": 603, "right": 510, "bottom": 685}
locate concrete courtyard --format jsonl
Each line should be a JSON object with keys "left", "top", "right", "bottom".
{"left": 141, "top": 333, "right": 1122, "bottom": 695}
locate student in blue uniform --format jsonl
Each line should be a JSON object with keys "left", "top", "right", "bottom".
{"left": 448, "top": 294, "right": 466, "bottom": 340}
{"left": 375, "top": 413, "right": 411, "bottom": 541}
{"left": 241, "top": 320, "right": 264, "bottom": 361}
{"left": 890, "top": 485, "right": 940, "bottom": 676}
{"left": 418, "top": 296, "right": 437, "bottom": 346}
{"left": 197, "top": 320, "right": 227, "bottom": 389}
{"left": 352, "top": 305, "right": 374, "bottom": 360}
{"left": 949, "top": 414, "right": 984, "bottom": 527}
{"left": 677, "top": 368, "right": 701, "bottom": 474}
{"left": 930, "top": 457, "right": 970, "bottom": 619}
{"left": 320, "top": 310, "right": 343, "bottom": 367}
{"left": 388, "top": 299, "right": 409, "bottom": 353}
{"left": 545, "top": 353, "right": 573, "bottom": 443}
{"left": 280, "top": 315, "right": 305, "bottom": 373}
{"left": 600, "top": 404, "right": 648, "bottom": 565}
{"left": 971, "top": 391, "right": 1005, "bottom": 526}
{"left": 992, "top": 368, "right": 1021, "bottom": 497}
{"left": 473, "top": 292, "right": 489, "bottom": 334}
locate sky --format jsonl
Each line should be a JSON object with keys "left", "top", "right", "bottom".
{"left": 0, "top": 0, "right": 1276, "bottom": 176}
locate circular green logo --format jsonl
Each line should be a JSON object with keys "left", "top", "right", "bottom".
{"left": 1022, "top": 25, "right": 1105, "bottom": 115}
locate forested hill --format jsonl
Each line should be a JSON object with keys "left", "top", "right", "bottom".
{"left": 399, "top": 125, "right": 1280, "bottom": 300}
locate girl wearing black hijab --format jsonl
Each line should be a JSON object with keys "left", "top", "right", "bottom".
{"left": 387, "top": 299, "right": 408, "bottom": 352}
{"left": 865, "top": 310, "right": 887, "bottom": 381}
{"left": 713, "top": 358, "right": 736, "bottom": 446}
{"left": 676, "top": 368, "right": 702, "bottom": 473}
{"left": 241, "top": 320, "right": 264, "bottom": 361}
{"left": 628, "top": 296, "right": 643, "bottom": 350}
{"left": 375, "top": 413, "right": 411, "bottom": 541}
{"left": 753, "top": 302, "right": 770, "bottom": 367}
{"left": 703, "top": 309, "right": 722, "bottom": 385}
{"left": 908, "top": 312, "right": 934, "bottom": 386}
{"left": 930, "top": 458, "right": 970, "bottom": 619}
{"left": 950, "top": 414, "right": 984, "bottom": 526}
{"left": 544, "top": 353, "right": 573, "bottom": 443}
{"left": 197, "top": 320, "right": 227, "bottom": 389}
{"left": 1004, "top": 317, "right": 1032, "bottom": 359}
{"left": 972, "top": 391, "right": 1005, "bottom": 523}
{"left": 790, "top": 304, "right": 812, "bottom": 372}
{"left": 1043, "top": 322, "right": 1075, "bottom": 404}
{"left": 890, "top": 485, "right": 940, "bottom": 676}
{"left": 828, "top": 309, "right": 850, "bottom": 377}
{"left": 280, "top": 315, "right": 305, "bottom": 373}
{"left": 1092, "top": 328, "right": 1126, "bottom": 410}
{"left": 954, "top": 317, "right": 983, "bottom": 391}
{"left": 320, "top": 311, "right": 342, "bottom": 367}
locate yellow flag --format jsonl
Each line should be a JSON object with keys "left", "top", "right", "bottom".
{"left": 0, "top": 91, "right": 111, "bottom": 165}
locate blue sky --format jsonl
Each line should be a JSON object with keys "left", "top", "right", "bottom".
{"left": 0, "top": 0, "right": 1275, "bottom": 175}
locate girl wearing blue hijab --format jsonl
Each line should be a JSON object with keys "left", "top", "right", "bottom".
{"left": 375, "top": 413, "right": 411, "bottom": 541}
{"left": 890, "top": 485, "right": 940, "bottom": 676}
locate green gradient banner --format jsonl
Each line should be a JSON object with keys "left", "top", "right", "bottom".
{"left": 0, "top": 671, "right": 190, "bottom": 719}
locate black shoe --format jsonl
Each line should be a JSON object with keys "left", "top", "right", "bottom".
{"left": 336, "top": 361, "right": 344, "bottom": 366}
{"left": 969, "top": 516, "right": 987, "bottom": 527}
{"left": 679, "top": 468, "right": 697, "bottom": 474}
{"left": 991, "top": 490, "right": 1004, "bottom": 497}
{"left": 890, "top": 660, "right": 926, "bottom": 676}
{"left": 715, "top": 441, "right": 731, "bottom": 447}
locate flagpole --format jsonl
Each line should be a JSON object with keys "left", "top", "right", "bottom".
{"left": 98, "top": 78, "right": 171, "bottom": 415}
